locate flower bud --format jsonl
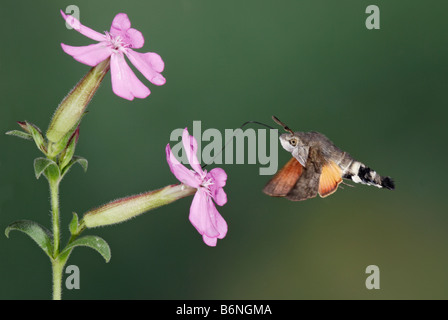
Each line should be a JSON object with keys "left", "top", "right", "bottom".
{"left": 82, "top": 184, "right": 196, "bottom": 228}
{"left": 46, "top": 59, "right": 110, "bottom": 144}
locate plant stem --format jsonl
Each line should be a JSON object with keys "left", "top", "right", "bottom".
{"left": 49, "top": 178, "right": 62, "bottom": 300}
{"left": 49, "top": 179, "right": 61, "bottom": 257}
{"left": 52, "top": 257, "right": 64, "bottom": 300}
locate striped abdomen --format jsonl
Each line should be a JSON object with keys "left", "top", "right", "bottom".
{"left": 340, "top": 158, "right": 395, "bottom": 190}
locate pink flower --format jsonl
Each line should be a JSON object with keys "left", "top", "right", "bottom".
{"left": 166, "top": 128, "right": 228, "bottom": 246}
{"left": 60, "top": 10, "right": 166, "bottom": 101}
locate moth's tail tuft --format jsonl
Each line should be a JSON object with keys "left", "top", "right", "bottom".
{"left": 381, "top": 176, "right": 395, "bottom": 190}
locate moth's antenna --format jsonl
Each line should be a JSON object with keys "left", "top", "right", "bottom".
{"left": 201, "top": 120, "right": 276, "bottom": 169}
{"left": 272, "top": 115, "right": 294, "bottom": 135}
{"left": 239, "top": 120, "right": 275, "bottom": 131}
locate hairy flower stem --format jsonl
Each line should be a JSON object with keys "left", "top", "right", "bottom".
{"left": 49, "top": 177, "right": 82, "bottom": 300}
{"left": 51, "top": 248, "right": 73, "bottom": 300}
{"left": 49, "top": 176, "right": 76, "bottom": 300}
{"left": 51, "top": 258, "right": 63, "bottom": 300}
{"left": 48, "top": 177, "right": 63, "bottom": 300}
{"left": 49, "top": 179, "right": 61, "bottom": 257}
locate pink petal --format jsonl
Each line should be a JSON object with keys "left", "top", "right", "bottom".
{"left": 209, "top": 200, "right": 228, "bottom": 239}
{"left": 209, "top": 168, "right": 227, "bottom": 188}
{"left": 110, "top": 13, "right": 144, "bottom": 49}
{"left": 212, "top": 187, "right": 227, "bottom": 207}
{"left": 166, "top": 144, "right": 200, "bottom": 188}
{"left": 182, "top": 128, "right": 203, "bottom": 176}
{"left": 203, "top": 235, "right": 217, "bottom": 247}
{"left": 189, "top": 191, "right": 220, "bottom": 239}
{"left": 125, "top": 28, "right": 145, "bottom": 49}
{"left": 60, "top": 10, "right": 105, "bottom": 42}
{"left": 61, "top": 43, "right": 112, "bottom": 67}
{"left": 126, "top": 50, "right": 166, "bottom": 85}
{"left": 110, "top": 52, "right": 150, "bottom": 100}
{"left": 208, "top": 168, "right": 227, "bottom": 206}
{"left": 110, "top": 13, "right": 131, "bottom": 34}
{"left": 202, "top": 199, "right": 228, "bottom": 246}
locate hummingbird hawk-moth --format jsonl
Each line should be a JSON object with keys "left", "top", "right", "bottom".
{"left": 263, "top": 116, "right": 395, "bottom": 201}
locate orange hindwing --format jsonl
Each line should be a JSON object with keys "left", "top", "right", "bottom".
{"left": 318, "top": 161, "right": 343, "bottom": 197}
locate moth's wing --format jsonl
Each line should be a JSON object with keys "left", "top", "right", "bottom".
{"left": 285, "top": 165, "right": 320, "bottom": 201}
{"left": 318, "top": 160, "right": 343, "bottom": 198}
{"left": 286, "top": 148, "right": 323, "bottom": 201}
{"left": 263, "top": 157, "right": 303, "bottom": 197}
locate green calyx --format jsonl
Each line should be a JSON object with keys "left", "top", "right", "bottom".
{"left": 46, "top": 59, "right": 110, "bottom": 144}
{"left": 83, "top": 184, "right": 197, "bottom": 228}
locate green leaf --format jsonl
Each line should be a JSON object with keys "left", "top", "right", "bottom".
{"left": 61, "top": 156, "right": 88, "bottom": 178}
{"left": 59, "top": 128, "right": 79, "bottom": 170}
{"left": 73, "top": 156, "right": 88, "bottom": 172}
{"left": 25, "top": 122, "right": 47, "bottom": 154}
{"left": 34, "top": 158, "right": 54, "bottom": 178}
{"left": 5, "top": 220, "right": 53, "bottom": 259}
{"left": 34, "top": 157, "right": 60, "bottom": 181}
{"left": 61, "top": 235, "right": 111, "bottom": 263}
{"left": 5, "top": 130, "right": 33, "bottom": 140}
{"left": 69, "top": 213, "right": 79, "bottom": 236}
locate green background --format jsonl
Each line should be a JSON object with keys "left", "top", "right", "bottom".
{"left": 1, "top": 0, "right": 447, "bottom": 299}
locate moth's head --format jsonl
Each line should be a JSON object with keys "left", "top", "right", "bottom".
{"left": 272, "top": 115, "right": 301, "bottom": 152}
{"left": 279, "top": 133, "right": 301, "bottom": 152}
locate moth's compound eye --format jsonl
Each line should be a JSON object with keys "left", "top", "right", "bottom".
{"left": 289, "top": 138, "right": 298, "bottom": 146}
